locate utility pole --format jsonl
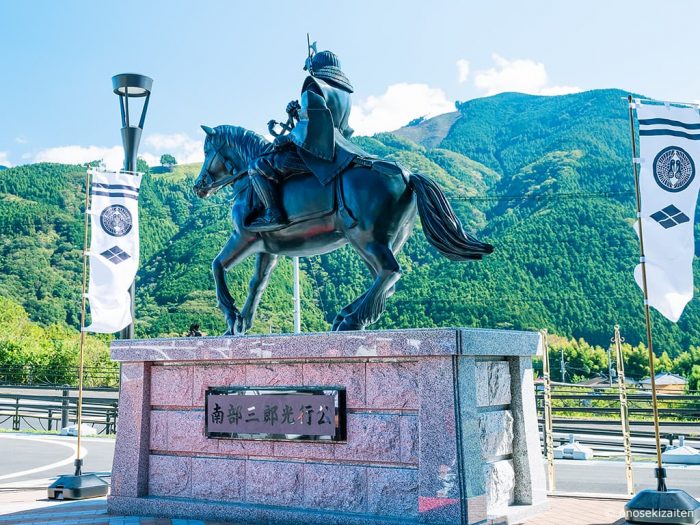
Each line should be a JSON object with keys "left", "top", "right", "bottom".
{"left": 560, "top": 348, "right": 566, "bottom": 383}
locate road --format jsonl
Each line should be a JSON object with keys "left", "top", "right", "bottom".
{"left": 0, "top": 433, "right": 114, "bottom": 488}
{"left": 552, "top": 459, "right": 700, "bottom": 497}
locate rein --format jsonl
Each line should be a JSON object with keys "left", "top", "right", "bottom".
{"left": 202, "top": 128, "right": 271, "bottom": 200}
{"left": 209, "top": 168, "right": 247, "bottom": 191}
{"left": 203, "top": 142, "right": 248, "bottom": 191}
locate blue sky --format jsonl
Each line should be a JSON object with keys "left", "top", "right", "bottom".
{"left": 2, "top": 0, "right": 700, "bottom": 168}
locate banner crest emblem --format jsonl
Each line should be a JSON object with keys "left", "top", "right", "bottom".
{"left": 100, "top": 204, "right": 133, "bottom": 237}
{"left": 653, "top": 146, "right": 695, "bottom": 192}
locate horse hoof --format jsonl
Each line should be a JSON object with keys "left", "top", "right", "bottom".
{"left": 233, "top": 317, "right": 249, "bottom": 336}
{"left": 336, "top": 320, "right": 364, "bottom": 332}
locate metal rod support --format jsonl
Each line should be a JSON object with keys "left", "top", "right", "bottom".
{"left": 293, "top": 257, "right": 301, "bottom": 333}
{"left": 119, "top": 97, "right": 126, "bottom": 129}
{"left": 138, "top": 93, "right": 150, "bottom": 129}
{"left": 124, "top": 86, "right": 130, "bottom": 127}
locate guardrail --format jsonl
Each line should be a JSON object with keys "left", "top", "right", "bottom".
{"left": 0, "top": 364, "right": 120, "bottom": 388}
{"left": 0, "top": 386, "right": 119, "bottom": 434}
{"left": 536, "top": 383, "right": 700, "bottom": 456}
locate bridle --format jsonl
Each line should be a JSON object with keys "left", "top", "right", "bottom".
{"left": 200, "top": 143, "right": 247, "bottom": 192}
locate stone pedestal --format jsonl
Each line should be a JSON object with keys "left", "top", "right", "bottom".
{"left": 108, "top": 328, "right": 547, "bottom": 524}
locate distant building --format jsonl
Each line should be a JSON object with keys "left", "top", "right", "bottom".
{"left": 639, "top": 373, "right": 687, "bottom": 394}
{"left": 578, "top": 376, "right": 639, "bottom": 388}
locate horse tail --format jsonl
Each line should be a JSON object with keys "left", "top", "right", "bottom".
{"left": 408, "top": 173, "right": 494, "bottom": 260}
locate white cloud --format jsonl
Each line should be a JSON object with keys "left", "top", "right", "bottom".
{"left": 31, "top": 132, "right": 205, "bottom": 170}
{"left": 350, "top": 83, "right": 455, "bottom": 136}
{"left": 474, "top": 54, "right": 581, "bottom": 97}
{"left": 456, "top": 59, "right": 470, "bottom": 84}
{"left": 539, "top": 85, "right": 583, "bottom": 96}
{"left": 0, "top": 151, "right": 12, "bottom": 167}
{"left": 15, "top": 136, "right": 27, "bottom": 144}
{"left": 142, "top": 133, "right": 203, "bottom": 165}
{"left": 34, "top": 145, "right": 125, "bottom": 169}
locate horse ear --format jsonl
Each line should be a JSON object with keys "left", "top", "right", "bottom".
{"left": 201, "top": 125, "right": 215, "bottom": 136}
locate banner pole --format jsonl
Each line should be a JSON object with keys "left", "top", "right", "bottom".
{"left": 540, "top": 329, "right": 555, "bottom": 492}
{"left": 613, "top": 324, "right": 634, "bottom": 495}
{"left": 627, "top": 95, "right": 666, "bottom": 491}
{"left": 74, "top": 167, "right": 92, "bottom": 476}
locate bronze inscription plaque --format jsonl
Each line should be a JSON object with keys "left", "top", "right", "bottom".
{"left": 205, "top": 387, "right": 346, "bottom": 441}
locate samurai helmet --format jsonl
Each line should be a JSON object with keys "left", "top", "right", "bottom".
{"left": 304, "top": 50, "right": 354, "bottom": 93}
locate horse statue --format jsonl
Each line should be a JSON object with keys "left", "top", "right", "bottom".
{"left": 193, "top": 124, "right": 493, "bottom": 335}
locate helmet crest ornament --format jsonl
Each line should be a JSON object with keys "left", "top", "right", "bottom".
{"left": 304, "top": 33, "right": 318, "bottom": 75}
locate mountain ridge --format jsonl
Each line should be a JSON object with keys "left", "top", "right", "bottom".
{"left": 1, "top": 88, "right": 698, "bottom": 355}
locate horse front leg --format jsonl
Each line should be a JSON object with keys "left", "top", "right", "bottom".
{"left": 212, "top": 233, "right": 258, "bottom": 335}
{"left": 238, "top": 253, "right": 279, "bottom": 334}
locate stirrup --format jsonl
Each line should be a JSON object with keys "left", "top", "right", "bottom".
{"left": 247, "top": 211, "right": 287, "bottom": 232}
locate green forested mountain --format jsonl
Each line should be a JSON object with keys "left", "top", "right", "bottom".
{"left": 1, "top": 88, "right": 699, "bottom": 359}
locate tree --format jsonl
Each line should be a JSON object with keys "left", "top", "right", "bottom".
{"left": 688, "top": 365, "right": 700, "bottom": 392}
{"left": 160, "top": 154, "right": 177, "bottom": 171}
{"left": 137, "top": 157, "right": 150, "bottom": 175}
{"left": 623, "top": 343, "right": 651, "bottom": 380}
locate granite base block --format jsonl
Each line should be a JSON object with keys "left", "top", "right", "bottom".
{"left": 484, "top": 460, "right": 515, "bottom": 513}
{"left": 478, "top": 411, "right": 514, "bottom": 458}
{"left": 476, "top": 361, "right": 511, "bottom": 407}
{"left": 109, "top": 328, "right": 546, "bottom": 524}
{"left": 108, "top": 495, "right": 418, "bottom": 525}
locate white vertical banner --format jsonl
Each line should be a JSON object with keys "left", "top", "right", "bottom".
{"left": 635, "top": 102, "right": 700, "bottom": 322}
{"left": 84, "top": 168, "right": 142, "bottom": 333}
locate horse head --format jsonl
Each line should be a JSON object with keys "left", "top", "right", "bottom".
{"left": 193, "top": 125, "right": 271, "bottom": 198}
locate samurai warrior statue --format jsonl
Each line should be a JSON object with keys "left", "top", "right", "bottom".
{"left": 247, "top": 45, "right": 367, "bottom": 231}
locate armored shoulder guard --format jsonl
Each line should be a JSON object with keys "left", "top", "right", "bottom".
{"left": 290, "top": 89, "right": 336, "bottom": 161}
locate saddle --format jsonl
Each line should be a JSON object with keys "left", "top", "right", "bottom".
{"left": 245, "top": 170, "right": 335, "bottom": 228}
{"left": 245, "top": 158, "right": 408, "bottom": 229}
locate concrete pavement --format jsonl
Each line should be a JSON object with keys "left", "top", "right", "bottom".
{"left": 0, "top": 490, "right": 629, "bottom": 525}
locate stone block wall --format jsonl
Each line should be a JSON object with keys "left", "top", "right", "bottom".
{"left": 146, "top": 359, "right": 420, "bottom": 519}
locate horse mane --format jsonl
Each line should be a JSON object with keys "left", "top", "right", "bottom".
{"left": 209, "top": 125, "right": 271, "bottom": 166}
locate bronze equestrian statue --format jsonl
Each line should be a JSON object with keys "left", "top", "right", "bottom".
{"left": 193, "top": 45, "right": 493, "bottom": 335}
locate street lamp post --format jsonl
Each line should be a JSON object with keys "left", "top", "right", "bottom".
{"left": 112, "top": 73, "right": 152, "bottom": 340}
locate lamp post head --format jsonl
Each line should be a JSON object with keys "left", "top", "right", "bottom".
{"left": 111, "top": 72, "right": 153, "bottom": 172}
{"left": 112, "top": 73, "right": 153, "bottom": 97}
